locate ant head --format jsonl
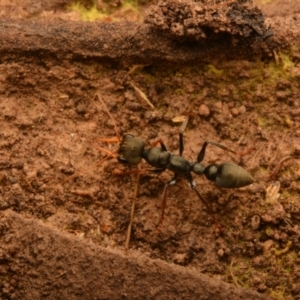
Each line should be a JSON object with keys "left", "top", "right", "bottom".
{"left": 118, "top": 134, "right": 145, "bottom": 165}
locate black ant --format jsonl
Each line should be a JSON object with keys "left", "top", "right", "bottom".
{"left": 64, "top": 93, "right": 254, "bottom": 250}
{"left": 117, "top": 117, "right": 254, "bottom": 226}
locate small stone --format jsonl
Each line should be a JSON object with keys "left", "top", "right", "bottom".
{"left": 59, "top": 166, "right": 75, "bottom": 174}
{"left": 257, "top": 283, "right": 267, "bottom": 292}
{"left": 11, "top": 183, "right": 23, "bottom": 194}
{"left": 252, "top": 255, "right": 264, "bottom": 267}
{"left": 198, "top": 104, "right": 210, "bottom": 117}
{"left": 173, "top": 253, "right": 188, "bottom": 264}
{"left": 251, "top": 215, "right": 260, "bottom": 230}
{"left": 239, "top": 70, "right": 250, "bottom": 78}
{"left": 262, "top": 239, "right": 274, "bottom": 252}
{"left": 213, "top": 101, "right": 222, "bottom": 110}
{"left": 231, "top": 108, "right": 239, "bottom": 116}
{"left": 34, "top": 195, "right": 45, "bottom": 202}
{"left": 8, "top": 176, "right": 18, "bottom": 184}
{"left": 276, "top": 90, "right": 291, "bottom": 100}
{"left": 217, "top": 248, "right": 224, "bottom": 257}
{"left": 238, "top": 105, "right": 246, "bottom": 114}
{"left": 185, "top": 82, "right": 194, "bottom": 93}
{"left": 224, "top": 247, "right": 231, "bottom": 255}
{"left": 292, "top": 283, "right": 300, "bottom": 295}
{"left": 25, "top": 170, "right": 37, "bottom": 179}
{"left": 76, "top": 103, "right": 87, "bottom": 114}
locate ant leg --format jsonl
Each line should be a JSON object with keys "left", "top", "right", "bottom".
{"left": 184, "top": 172, "right": 212, "bottom": 213}
{"left": 95, "top": 137, "right": 120, "bottom": 143}
{"left": 188, "top": 179, "right": 221, "bottom": 228}
{"left": 151, "top": 138, "right": 167, "bottom": 151}
{"left": 113, "top": 167, "right": 165, "bottom": 175}
{"left": 157, "top": 173, "right": 179, "bottom": 228}
{"left": 94, "top": 146, "right": 119, "bottom": 157}
{"left": 190, "top": 184, "right": 212, "bottom": 213}
{"left": 152, "top": 117, "right": 189, "bottom": 155}
{"left": 186, "top": 173, "right": 222, "bottom": 225}
{"left": 125, "top": 164, "right": 141, "bottom": 251}
{"left": 197, "top": 140, "right": 237, "bottom": 163}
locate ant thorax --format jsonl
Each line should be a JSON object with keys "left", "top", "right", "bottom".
{"left": 142, "top": 147, "right": 171, "bottom": 169}
{"left": 168, "top": 155, "right": 192, "bottom": 174}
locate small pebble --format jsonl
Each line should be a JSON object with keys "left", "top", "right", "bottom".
{"left": 217, "top": 248, "right": 224, "bottom": 257}
{"left": 76, "top": 103, "right": 87, "bottom": 114}
{"left": 231, "top": 108, "right": 239, "bottom": 116}
{"left": 198, "top": 104, "right": 210, "bottom": 117}
{"left": 213, "top": 101, "right": 222, "bottom": 110}
{"left": 238, "top": 105, "right": 246, "bottom": 114}
{"left": 251, "top": 215, "right": 260, "bottom": 230}
{"left": 262, "top": 239, "right": 274, "bottom": 252}
{"left": 173, "top": 253, "right": 188, "bottom": 264}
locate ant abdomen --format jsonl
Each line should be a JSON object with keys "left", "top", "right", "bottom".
{"left": 204, "top": 162, "right": 254, "bottom": 188}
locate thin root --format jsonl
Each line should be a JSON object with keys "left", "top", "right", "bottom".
{"left": 129, "top": 81, "right": 155, "bottom": 109}
{"left": 95, "top": 92, "right": 121, "bottom": 140}
{"left": 230, "top": 258, "right": 241, "bottom": 287}
{"left": 268, "top": 156, "right": 293, "bottom": 179}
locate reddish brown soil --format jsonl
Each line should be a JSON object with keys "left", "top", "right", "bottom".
{"left": 0, "top": 0, "right": 300, "bottom": 299}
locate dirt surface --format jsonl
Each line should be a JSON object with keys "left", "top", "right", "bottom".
{"left": 145, "top": 0, "right": 269, "bottom": 39}
{"left": 0, "top": 0, "right": 300, "bottom": 299}
{"left": 0, "top": 210, "right": 268, "bottom": 299}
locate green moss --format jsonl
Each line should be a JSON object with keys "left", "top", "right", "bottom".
{"left": 206, "top": 64, "right": 224, "bottom": 76}
{"left": 224, "top": 258, "right": 253, "bottom": 288}
{"left": 281, "top": 190, "right": 299, "bottom": 202}
{"left": 257, "top": 116, "right": 270, "bottom": 127}
{"left": 279, "top": 52, "right": 294, "bottom": 71}
{"left": 269, "top": 289, "right": 287, "bottom": 300}
{"left": 121, "top": 0, "right": 139, "bottom": 12}
{"left": 68, "top": 0, "right": 141, "bottom": 22}
{"left": 68, "top": 2, "right": 106, "bottom": 21}
{"left": 174, "top": 88, "right": 186, "bottom": 95}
